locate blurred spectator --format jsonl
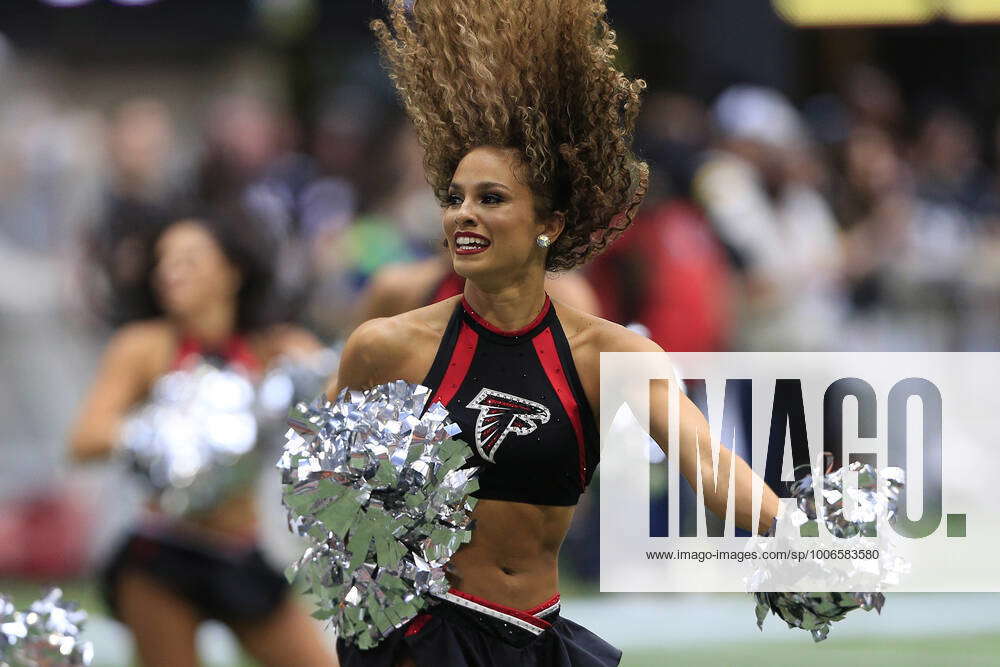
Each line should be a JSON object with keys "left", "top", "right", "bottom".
{"left": 197, "top": 93, "right": 289, "bottom": 208}
{"left": 587, "top": 197, "right": 733, "bottom": 352}
{"left": 842, "top": 64, "right": 905, "bottom": 134}
{"left": 367, "top": 120, "right": 443, "bottom": 251}
{"left": 637, "top": 92, "right": 710, "bottom": 198}
{"left": 83, "top": 199, "right": 167, "bottom": 327}
{"left": 694, "top": 85, "right": 846, "bottom": 351}
{"left": 835, "top": 124, "right": 912, "bottom": 312}
{"left": 87, "top": 98, "right": 181, "bottom": 326}
{"left": 313, "top": 85, "right": 382, "bottom": 189}
{"left": 834, "top": 117, "right": 980, "bottom": 350}
{"left": 910, "top": 105, "right": 992, "bottom": 214}
{"left": 585, "top": 91, "right": 730, "bottom": 351}
{"left": 106, "top": 98, "right": 179, "bottom": 205}
{"left": 197, "top": 92, "right": 348, "bottom": 325}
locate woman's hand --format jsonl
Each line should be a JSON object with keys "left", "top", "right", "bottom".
{"left": 69, "top": 323, "right": 164, "bottom": 462}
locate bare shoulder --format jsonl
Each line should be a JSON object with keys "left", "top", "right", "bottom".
{"left": 336, "top": 297, "right": 458, "bottom": 392}
{"left": 110, "top": 319, "right": 175, "bottom": 360}
{"left": 552, "top": 301, "right": 662, "bottom": 357}
{"left": 353, "top": 296, "right": 455, "bottom": 349}
{"left": 99, "top": 319, "right": 177, "bottom": 385}
{"left": 255, "top": 323, "right": 323, "bottom": 364}
{"left": 552, "top": 302, "right": 665, "bottom": 413}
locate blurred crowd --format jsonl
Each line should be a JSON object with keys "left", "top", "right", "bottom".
{"left": 3, "top": 45, "right": 1000, "bottom": 578}
{"left": 626, "top": 65, "right": 1000, "bottom": 355}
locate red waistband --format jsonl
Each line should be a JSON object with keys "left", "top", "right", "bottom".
{"left": 436, "top": 587, "right": 561, "bottom": 632}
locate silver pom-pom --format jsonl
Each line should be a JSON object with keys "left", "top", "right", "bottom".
{"left": 258, "top": 348, "right": 341, "bottom": 423}
{"left": 789, "top": 462, "right": 904, "bottom": 541}
{"left": 119, "top": 362, "right": 263, "bottom": 516}
{"left": 277, "top": 380, "right": 479, "bottom": 649}
{"left": 749, "top": 461, "right": 908, "bottom": 641}
{"left": 0, "top": 588, "right": 94, "bottom": 666}
{"left": 119, "top": 348, "right": 339, "bottom": 516}
{"left": 753, "top": 591, "right": 884, "bottom": 642}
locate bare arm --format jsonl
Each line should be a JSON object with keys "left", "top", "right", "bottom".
{"left": 652, "top": 375, "right": 778, "bottom": 535}
{"left": 608, "top": 330, "right": 779, "bottom": 535}
{"left": 325, "top": 317, "right": 414, "bottom": 398}
{"left": 69, "top": 325, "right": 158, "bottom": 462}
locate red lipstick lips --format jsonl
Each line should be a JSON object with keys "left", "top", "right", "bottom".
{"left": 454, "top": 231, "right": 491, "bottom": 255}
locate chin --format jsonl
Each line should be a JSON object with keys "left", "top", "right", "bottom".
{"left": 452, "top": 256, "right": 518, "bottom": 291}
{"left": 160, "top": 295, "right": 197, "bottom": 319}
{"left": 451, "top": 253, "right": 490, "bottom": 278}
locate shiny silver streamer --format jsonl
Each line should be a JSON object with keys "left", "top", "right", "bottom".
{"left": 277, "top": 381, "right": 478, "bottom": 649}
{"left": 750, "top": 462, "right": 907, "bottom": 642}
{"left": 258, "top": 348, "right": 341, "bottom": 423}
{"left": 120, "top": 349, "right": 340, "bottom": 516}
{"left": 0, "top": 588, "right": 93, "bottom": 667}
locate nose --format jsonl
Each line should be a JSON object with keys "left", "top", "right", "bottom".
{"left": 454, "top": 198, "right": 479, "bottom": 227}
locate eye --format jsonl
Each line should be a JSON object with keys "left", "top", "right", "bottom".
{"left": 444, "top": 193, "right": 462, "bottom": 207}
{"left": 482, "top": 193, "right": 504, "bottom": 205}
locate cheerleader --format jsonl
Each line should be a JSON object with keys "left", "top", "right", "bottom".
{"left": 71, "top": 207, "right": 336, "bottom": 667}
{"left": 329, "top": 1, "right": 780, "bottom": 665}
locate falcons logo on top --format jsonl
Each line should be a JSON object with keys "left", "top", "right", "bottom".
{"left": 465, "top": 388, "right": 551, "bottom": 462}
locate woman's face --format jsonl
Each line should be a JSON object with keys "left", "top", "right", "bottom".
{"left": 153, "top": 220, "right": 241, "bottom": 318}
{"left": 442, "top": 146, "right": 561, "bottom": 282}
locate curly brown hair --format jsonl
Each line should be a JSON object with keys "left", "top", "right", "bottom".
{"left": 372, "top": 0, "right": 649, "bottom": 271}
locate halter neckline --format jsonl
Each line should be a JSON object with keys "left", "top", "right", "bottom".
{"left": 460, "top": 295, "right": 551, "bottom": 337}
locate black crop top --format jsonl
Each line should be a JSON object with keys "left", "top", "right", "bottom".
{"left": 421, "top": 296, "right": 599, "bottom": 506}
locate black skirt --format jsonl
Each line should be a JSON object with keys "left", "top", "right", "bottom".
{"left": 100, "top": 526, "right": 289, "bottom": 624}
{"left": 338, "top": 589, "right": 621, "bottom": 667}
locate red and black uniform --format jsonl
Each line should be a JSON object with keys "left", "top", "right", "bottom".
{"left": 100, "top": 335, "right": 289, "bottom": 624}
{"left": 338, "top": 298, "right": 620, "bottom": 667}
{"left": 423, "top": 295, "right": 599, "bottom": 506}
{"left": 171, "top": 334, "right": 261, "bottom": 375}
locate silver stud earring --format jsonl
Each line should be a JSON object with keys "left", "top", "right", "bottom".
{"left": 536, "top": 234, "right": 551, "bottom": 248}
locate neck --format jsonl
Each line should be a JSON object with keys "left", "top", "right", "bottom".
{"left": 174, "top": 300, "right": 239, "bottom": 347}
{"left": 462, "top": 270, "right": 548, "bottom": 332}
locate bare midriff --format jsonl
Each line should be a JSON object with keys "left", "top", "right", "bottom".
{"left": 143, "top": 488, "right": 259, "bottom": 544}
{"left": 445, "top": 498, "right": 575, "bottom": 610}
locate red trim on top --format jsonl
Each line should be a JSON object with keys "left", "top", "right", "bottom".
{"left": 532, "top": 328, "right": 587, "bottom": 490}
{"left": 404, "top": 613, "right": 433, "bottom": 637}
{"left": 172, "top": 337, "right": 203, "bottom": 370}
{"left": 445, "top": 588, "right": 553, "bottom": 630}
{"left": 224, "top": 335, "right": 262, "bottom": 374}
{"left": 428, "top": 323, "right": 479, "bottom": 407}
{"left": 523, "top": 593, "right": 561, "bottom": 616}
{"left": 171, "top": 335, "right": 262, "bottom": 375}
{"left": 461, "top": 296, "right": 551, "bottom": 337}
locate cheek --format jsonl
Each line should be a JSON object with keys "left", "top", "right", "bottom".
{"left": 497, "top": 208, "right": 539, "bottom": 249}
{"left": 196, "top": 250, "right": 234, "bottom": 284}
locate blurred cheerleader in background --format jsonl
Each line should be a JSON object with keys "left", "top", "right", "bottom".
{"left": 70, "top": 205, "right": 337, "bottom": 667}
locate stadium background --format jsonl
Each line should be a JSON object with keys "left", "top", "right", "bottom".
{"left": 1, "top": 1, "right": 999, "bottom": 665}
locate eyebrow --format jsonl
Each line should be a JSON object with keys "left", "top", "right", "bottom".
{"left": 448, "top": 181, "right": 512, "bottom": 192}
